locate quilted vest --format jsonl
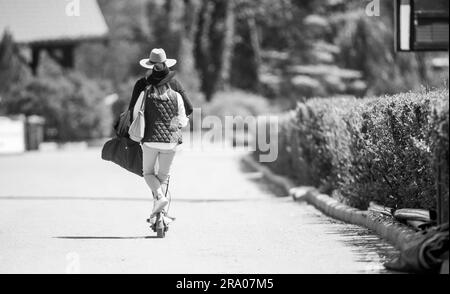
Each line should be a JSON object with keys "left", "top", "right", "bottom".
{"left": 142, "top": 85, "right": 182, "bottom": 144}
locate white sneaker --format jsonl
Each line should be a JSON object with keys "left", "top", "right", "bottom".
{"left": 147, "top": 215, "right": 157, "bottom": 225}
{"left": 163, "top": 214, "right": 176, "bottom": 225}
{"left": 151, "top": 197, "right": 169, "bottom": 216}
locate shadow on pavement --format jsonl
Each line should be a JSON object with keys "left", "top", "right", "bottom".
{"left": 54, "top": 236, "right": 159, "bottom": 240}
{"left": 305, "top": 210, "right": 400, "bottom": 273}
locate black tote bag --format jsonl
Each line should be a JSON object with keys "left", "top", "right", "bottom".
{"left": 101, "top": 110, "right": 143, "bottom": 177}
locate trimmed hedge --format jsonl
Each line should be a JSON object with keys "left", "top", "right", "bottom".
{"left": 256, "top": 89, "right": 449, "bottom": 210}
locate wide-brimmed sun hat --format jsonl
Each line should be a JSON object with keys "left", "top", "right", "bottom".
{"left": 139, "top": 48, "right": 177, "bottom": 69}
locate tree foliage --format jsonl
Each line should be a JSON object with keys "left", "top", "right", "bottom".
{"left": 1, "top": 0, "right": 448, "bottom": 142}
{"left": 76, "top": 0, "right": 448, "bottom": 101}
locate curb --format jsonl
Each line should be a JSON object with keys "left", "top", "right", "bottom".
{"left": 242, "top": 155, "right": 417, "bottom": 251}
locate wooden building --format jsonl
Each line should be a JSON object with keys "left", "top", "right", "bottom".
{"left": 0, "top": 0, "right": 108, "bottom": 74}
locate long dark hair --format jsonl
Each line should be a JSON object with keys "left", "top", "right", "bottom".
{"left": 150, "top": 83, "right": 171, "bottom": 98}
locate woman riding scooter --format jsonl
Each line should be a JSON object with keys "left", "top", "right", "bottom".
{"left": 128, "top": 48, "right": 191, "bottom": 229}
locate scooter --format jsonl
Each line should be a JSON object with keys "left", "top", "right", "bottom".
{"left": 147, "top": 176, "right": 172, "bottom": 238}
{"left": 153, "top": 210, "right": 169, "bottom": 238}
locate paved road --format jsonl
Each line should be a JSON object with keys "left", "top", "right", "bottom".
{"left": 0, "top": 138, "right": 398, "bottom": 273}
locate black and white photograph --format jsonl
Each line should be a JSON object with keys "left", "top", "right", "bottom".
{"left": 0, "top": 0, "right": 448, "bottom": 277}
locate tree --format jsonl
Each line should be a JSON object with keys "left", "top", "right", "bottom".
{"left": 0, "top": 31, "right": 29, "bottom": 96}
{"left": 194, "top": 0, "right": 236, "bottom": 101}
{"left": 77, "top": 0, "right": 150, "bottom": 84}
{"left": 230, "top": 0, "right": 262, "bottom": 91}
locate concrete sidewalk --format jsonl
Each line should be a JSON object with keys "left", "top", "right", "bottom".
{"left": 0, "top": 143, "right": 398, "bottom": 273}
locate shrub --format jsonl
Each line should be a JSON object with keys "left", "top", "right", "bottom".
{"left": 341, "top": 90, "right": 447, "bottom": 209}
{"left": 3, "top": 70, "right": 113, "bottom": 142}
{"left": 255, "top": 88, "right": 449, "bottom": 210}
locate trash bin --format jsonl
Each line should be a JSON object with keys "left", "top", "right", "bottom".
{"left": 25, "top": 115, "right": 45, "bottom": 151}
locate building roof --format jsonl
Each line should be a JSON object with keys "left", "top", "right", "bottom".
{"left": 0, "top": 0, "right": 108, "bottom": 45}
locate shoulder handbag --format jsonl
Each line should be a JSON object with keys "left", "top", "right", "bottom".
{"left": 102, "top": 84, "right": 148, "bottom": 177}
{"left": 128, "top": 85, "right": 151, "bottom": 142}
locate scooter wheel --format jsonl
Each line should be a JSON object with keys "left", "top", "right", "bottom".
{"left": 157, "top": 227, "right": 165, "bottom": 238}
{"left": 155, "top": 214, "right": 166, "bottom": 238}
